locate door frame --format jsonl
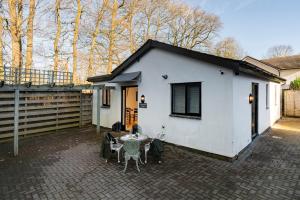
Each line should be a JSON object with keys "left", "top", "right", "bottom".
{"left": 251, "top": 83, "right": 259, "bottom": 140}
{"left": 121, "top": 85, "right": 138, "bottom": 131}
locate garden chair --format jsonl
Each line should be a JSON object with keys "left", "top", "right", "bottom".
{"left": 144, "top": 126, "right": 166, "bottom": 164}
{"left": 123, "top": 139, "right": 141, "bottom": 173}
{"left": 106, "top": 132, "right": 123, "bottom": 163}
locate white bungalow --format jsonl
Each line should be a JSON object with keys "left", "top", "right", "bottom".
{"left": 87, "top": 40, "right": 285, "bottom": 160}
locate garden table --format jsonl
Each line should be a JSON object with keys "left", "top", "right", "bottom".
{"left": 120, "top": 134, "right": 148, "bottom": 142}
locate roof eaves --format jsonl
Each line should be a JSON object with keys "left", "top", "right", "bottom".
{"left": 240, "top": 61, "right": 285, "bottom": 83}
{"left": 86, "top": 74, "right": 112, "bottom": 83}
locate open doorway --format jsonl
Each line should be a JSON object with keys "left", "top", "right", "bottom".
{"left": 121, "top": 86, "right": 138, "bottom": 131}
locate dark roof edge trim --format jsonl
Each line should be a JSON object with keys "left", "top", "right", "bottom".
{"left": 87, "top": 40, "right": 285, "bottom": 83}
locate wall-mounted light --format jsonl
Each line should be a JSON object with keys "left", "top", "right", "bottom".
{"left": 141, "top": 94, "right": 145, "bottom": 103}
{"left": 162, "top": 74, "right": 168, "bottom": 79}
{"left": 249, "top": 94, "right": 254, "bottom": 104}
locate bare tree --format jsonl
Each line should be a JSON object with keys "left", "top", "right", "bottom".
{"left": 72, "top": 0, "right": 81, "bottom": 83}
{"left": 214, "top": 37, "right": 244, "bottom": 59}
{"left": 0, "top": 9, "right": 3, "bottom": 78}
{"left": 25, "top": 0, "right": 36, "bottom": 70}
{"left": 8, "top": 0, "right": 23, "bottom": 71}
{"left": 124, "top": 0, "right": 139, "bottom": 53}
{"left": 106, "top": 0, "right": 129, "bottom": 74}
{"left": 87, "top": 0, "right": 108, "bottom": 77}
{"left": 167, "top": 4, "right": 221, "bottom": 50}
{"left": 267, "top": 45, "right": 293, "bottom": 58}
{"left": 2, "top": 0, "right": 228, "bottom": 83}
{"left": 53, "top": 0, "right": 61, "bottom": 71}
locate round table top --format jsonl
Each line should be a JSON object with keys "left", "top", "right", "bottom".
{"left": 120, "top": 134, "right": 148, "bottom": 142}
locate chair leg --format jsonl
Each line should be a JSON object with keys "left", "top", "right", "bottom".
{"left": 135, "top": 159, "right": 140, "bottom": 172}
{"left": 145, "top": 150, "right": 147, "bottom": 164}
{"left": 123, "top": 159, "right": 128, "bottom": 173}
{"left": 117, "top": 150, "right": 120, "bottom": 163}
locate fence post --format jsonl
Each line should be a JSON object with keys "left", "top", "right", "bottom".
{"left": 79, "top": 91, "right": 82, "bottom": 128}
{"left": 52, "top": 71, "right": 55, "bottom": 84}
{"left": 14, "top": 68, "right": 18, "bottom": 85}
{"left": 14, "top": 88, "right": 20, "bottom": 156}
{"left": 3, "top": 66, "right": 5, "bottom": 82}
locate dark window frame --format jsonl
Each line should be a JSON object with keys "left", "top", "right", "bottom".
{"left": 102, "top": 88, "right": 111, "bottom": 107}
{"left": 171, "top": 82, "right": 202, "bottom": 117}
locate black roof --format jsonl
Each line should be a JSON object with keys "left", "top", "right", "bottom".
{"left": 87, "top": 40, "right": 285, "bottom": 83}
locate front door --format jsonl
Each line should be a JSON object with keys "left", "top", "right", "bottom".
{"left": 251, "top": 83, "right": 259, "bottom": 139}
{"left": 121, "top": 86, "right": 138, "bottom": 131}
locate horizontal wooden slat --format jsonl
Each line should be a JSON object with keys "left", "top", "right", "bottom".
{"left": 20, "top": 92, "right": 80, "bottom": 98}
{"left": 0, "top": 107, "right": 81, "bottom": 118}
{"left": 1, "top": 103, "right": 80, "bottom": 112}
{"left": 20, "top": 123, "right": 79, "bottom": 135}
{"left": 0, "top": 93, "right": 15, "bottom": 98}
{"left": 0, "top": 100, "right": 14, "bottom": 105}
{"left": 0, "top": 90, "right": 92, "bottom": 140}
{"left": 0, "top": 113, "right": 80, "bottom": 125}
{"left": 21, "top": 118, "right": 79, "bottom": 129}
{"left": 0, "top": 123, "right": 79, "bottom": 139}
{"left": 0, "top": 98, "right": 80, "bottom": 105}
{"left": 18, "top": 98, "right": 80, "bottom": 104}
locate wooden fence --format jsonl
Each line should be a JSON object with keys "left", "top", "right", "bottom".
{"left": 0, "top": 90, "right": 92, "bottom": 139}
{"left": 283, "top": 90, "right": 300, "bottom": 117}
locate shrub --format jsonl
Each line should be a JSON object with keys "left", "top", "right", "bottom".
{"left": 290, "top": 77, "right": 300, "bottom": 90}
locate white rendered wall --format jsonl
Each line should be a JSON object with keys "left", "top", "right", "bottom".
{"left": 92, "top": 84, "right": 121, "bottom": 128}
{"left": 117, "top": 49, "right": 235, "bottom": 157}
{"left": 92, "top": 49, "right": 281, "bottom": 158}
{"left": 232, "top": 75, "right": 281, "bottom": 155}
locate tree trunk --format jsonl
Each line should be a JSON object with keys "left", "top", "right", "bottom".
{"left": 25, "top": 0, "right": 35, "bottom": 70}
{"left": 53, "top": 0, "right": 61, "bottom": 72}
{"left": 107, "top": 0, "right": 118, "bottom": 74}
{"left": 87, "top": 0, "right": 108, "bottom": 77}
{"left": 0, "top": 14, "right": 3, "bottom": 79}
{"left": 72, "top": 0, "right": 81, "bottom": 84}
{"left": 8, "top": 0, "right": 22, "bottom": 71}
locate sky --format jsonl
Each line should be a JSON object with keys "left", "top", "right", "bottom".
{"left": 185, "top": 0, "right": 300, "bottom": 59}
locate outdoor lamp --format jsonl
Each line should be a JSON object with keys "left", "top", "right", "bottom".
{"left": 141, "top": 95, "right": 145, "bottom": 103}
{"left": 249, "top": 94, "right": 254, "bottom": 104}
{"left": 162, "top": 74, "right": 168, "bottom": 79}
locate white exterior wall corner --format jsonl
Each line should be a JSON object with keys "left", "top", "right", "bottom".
{"left": 92, "top": 83, "right": 121, "bottom": 127}
{"left": 98, "top": 49, "right": 235, "bottom": 157}
{"left": 232, "top": 75, "right": 281, "bottom": 155}
{"left": 92, "top": 48, "right": 281, "bottom": 158}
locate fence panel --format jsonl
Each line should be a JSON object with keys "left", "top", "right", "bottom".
{"left": 0, "top": 90, "right": 93, "bottom": 139}
{"left": 283, "top": 90, "right": 300, "bottom": 117}
{"left": 1, "top": 66, "right": 73, "bottom": 85}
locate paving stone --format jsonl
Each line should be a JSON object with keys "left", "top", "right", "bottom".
{"left": 0, "top": 119, "right": 300, "bottom": 200}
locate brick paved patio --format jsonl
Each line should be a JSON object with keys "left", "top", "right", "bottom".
{"left": 0, "top": 118, "right": 299, "bottom": 200}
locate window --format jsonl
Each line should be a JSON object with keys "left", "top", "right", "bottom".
{"left": 266, "top": 84, "right": 269, "bottom": 109}
{"left": 171, "top": 82, "right": 201, "bottom": 117}
{"left": 102, "top": 89, "right": 110, "bottom": 107}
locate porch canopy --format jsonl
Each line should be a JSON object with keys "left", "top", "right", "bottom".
{"left": 109, "top": 71, "right": 141, "bottom": 83}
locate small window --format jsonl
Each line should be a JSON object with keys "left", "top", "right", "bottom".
{"left": 266, "top": 84, "right": 269, "bottom": 109}
{"left": 171, "top": 82, "right": 201, "bottom": 117}
{"left": 102, "top": 89, "right": 111, "bottom": 107}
